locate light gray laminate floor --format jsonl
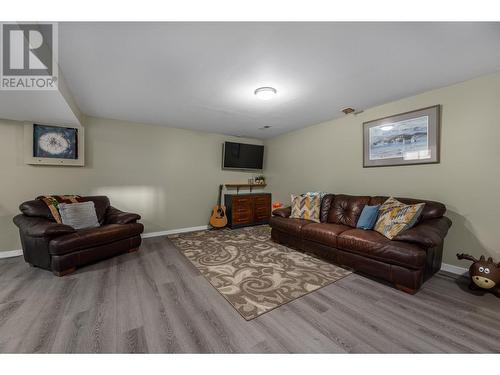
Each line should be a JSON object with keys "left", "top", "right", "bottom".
{"left": 0, "top": 235, "right": 499, "bottom": 353}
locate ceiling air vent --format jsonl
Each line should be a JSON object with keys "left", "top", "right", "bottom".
{"left": 341, "top": 107, "right": 355, "bottom": 115}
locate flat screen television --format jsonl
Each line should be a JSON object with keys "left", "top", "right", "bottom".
{"left": 222, "top": 141, "right": 264, "bottom": 170}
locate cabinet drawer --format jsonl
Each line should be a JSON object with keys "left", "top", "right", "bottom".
{"left": 254, "top": 209, "right": 270, "bottom": 218}
{"left": 254, "top": 205, "right": 270, "bottom": 214}
{"left": 233, "top": 202, "right": 252, "bottom": 210}
{"left": 234, "top": 203, "right": 252, "bottom": 210}
{"left": 254, "top": 214, "right": 270, "bottom": 222}
{"left": 233, "top": 207, "right": 252, "bottom": 216}
{"left": 254, "top": 197, "right": 270, "bottom": 208}
{"left": 234, "top": 209, "right": 252, "bottom": 217}
{"left": 254, "top": 195, "right": 270, "bottom": 203}
{"left": 233, "top": 212, "right": 252, "bottom": 224}
{"left": 254, "top": 209, "right": 270, "bottom": 220}
{"left": 233, "top": 197, "right": 252, "bottom": 204}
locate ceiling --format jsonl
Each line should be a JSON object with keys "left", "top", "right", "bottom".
{"left": 0, "top": 89, "right": 80, "bottom": 126}
{"left": 4, "top": 22, "right": 500, "bottom": 138}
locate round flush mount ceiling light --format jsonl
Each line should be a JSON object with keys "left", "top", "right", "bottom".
{"left": 254, "top": 86, "right": 277, "bottom": 100}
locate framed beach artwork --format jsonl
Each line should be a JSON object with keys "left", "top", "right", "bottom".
{"left": 363, "top": 105, "right": 440, "bottom": 168}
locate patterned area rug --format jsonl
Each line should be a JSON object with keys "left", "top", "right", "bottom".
{"left": 168, "top": 225, "right": 351, "bottom": 320}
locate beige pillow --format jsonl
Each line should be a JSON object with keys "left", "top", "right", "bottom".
{"left": 374, "top": 197, "right": 424, "bottom": 239}
{"left": 290, "top": 194, "right": 321, "bottom": 223}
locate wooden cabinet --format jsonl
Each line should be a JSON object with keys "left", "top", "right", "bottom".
{"left": 224, "top": 193, "right": 271, "bottom": 228}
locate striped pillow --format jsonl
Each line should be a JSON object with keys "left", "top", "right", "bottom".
{"left": 290, "top": 194, "right": 321, "bottom": 223}
{"left": 374, "top": 197, "right": 424, "bottom": 239}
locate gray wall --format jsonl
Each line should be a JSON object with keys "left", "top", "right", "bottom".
{"left": 0, "top": 116, "right": 262, "bottom": 252}
{"left": 264, "top": 71, "right": 500, "bottom": 268}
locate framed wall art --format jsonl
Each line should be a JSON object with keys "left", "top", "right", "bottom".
{"left": 363, "top": 105, "right": 440, "bottom": 168}
{"left": 24, "top": 123, "right": 85, "bottom": 166}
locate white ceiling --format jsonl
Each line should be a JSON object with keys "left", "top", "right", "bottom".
{"left": 7, "top": 22, "right": 500, "bottom": 138}
{"left": 0, "top": 89, "right": 80, "bottom": 126}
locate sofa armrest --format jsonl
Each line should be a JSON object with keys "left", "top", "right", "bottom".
{"left": 13, "top": 215, "right": 76, "bottom": 238}
{"left": 394, "top": 216, "right": 452, "bottom": 248}
{"left": 272, "top": 206, "right": 291, "bottom": 218}
{"left": 105, "top": 206, "right": 141, "bottom": 225}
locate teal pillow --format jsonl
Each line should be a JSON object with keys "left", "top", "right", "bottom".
{"left": 356, "top": 205, "right": 380, "bottom": 230}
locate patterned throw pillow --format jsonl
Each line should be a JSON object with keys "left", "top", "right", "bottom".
{"left": 290, "top": 194, "right": 321, "bottom": 223}
{"left": 302, "top": 191, "right": 328, "bottom": 199}
{"left": 374, "top": 197, "right": 425, "bottom": 239}
{"left": 37, "top": 195, "right": 84, "bottom": 223}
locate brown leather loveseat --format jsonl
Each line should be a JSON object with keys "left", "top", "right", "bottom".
{"left": 270, "top": 194, "right": 452, "bottom": 294}
{"left": 13, "top": 196, "right": 144, "bottom": 276}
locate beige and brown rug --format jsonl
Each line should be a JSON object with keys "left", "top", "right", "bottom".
{"left": 168, "top": 225, "right": 351, "bottom": 320}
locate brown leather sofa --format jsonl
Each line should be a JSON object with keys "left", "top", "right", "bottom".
{"left": 270, "top": 194, "right": 452, "bottom": 294}
{"left": 13, "top": 196, "right": 144, "bottom": 276}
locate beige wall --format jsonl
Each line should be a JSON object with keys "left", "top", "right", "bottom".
{"left": 264, "top": 71, "right": 500, "bottom": 268}
{"left": 0, "top": 116, "right": 262, "bottom": 252}
{"left": 2, "top": 72, "right": 498, "bottom": 268}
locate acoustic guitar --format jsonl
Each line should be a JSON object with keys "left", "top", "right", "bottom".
{"left": 209, "top": 184, "right": 228, "bottom": 228}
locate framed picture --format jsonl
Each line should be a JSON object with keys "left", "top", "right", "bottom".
{"left": 24, "top": 123, "right": 85, "bottom": 166}
{"left": 33, "top": 124, "right": 78, "bottom": 159}
{"left": 363, "top": 105, "right": 440, "bottom": 168}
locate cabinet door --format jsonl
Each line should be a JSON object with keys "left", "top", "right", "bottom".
{"left": 232, "top": 196, "right": 253, "bottom": 225}
{"left": 253, "top": 195, "right": 271, "bottom": 222}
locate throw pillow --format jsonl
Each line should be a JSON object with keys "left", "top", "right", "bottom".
{"left": 302, "top": 191, "right": 328, "bottom": 199}
{"left": 374, "top": 197, "right": 425, "bottom": 239}
{"left": 37, "top": 195, "right": 84, "bottom": 223}
{"left": 356, "top": 205, "right": 380, "bottom": 230}
{"left": 58, "top": 201, "right": 100, "bottom": 230}
{"left": 290, "top": 194, "right": 321, "bottom": 223}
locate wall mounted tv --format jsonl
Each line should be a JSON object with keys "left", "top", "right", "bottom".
{"left": 222, "top": 141, "right": 264, "bottom": 170}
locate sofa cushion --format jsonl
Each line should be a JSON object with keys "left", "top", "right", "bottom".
{"left": 301, "top": 223, "right": 351, "bottom": 247}
{"left": 269, "top": 216, "right": 314, "bottom": 237}
{"left": 393, "top": 217, "right": 452, "bottom": 248}
{"left": 49, "top": 223, "right": 144, "bottom": 255}
{"left": 320, "top": 194, "right": 334, "bottom": 223}
{"left": 337, "top": 228, "right": 426, "bottom": 269}
{"left": 328, "top": 194, "right": 370, "bottom": 227}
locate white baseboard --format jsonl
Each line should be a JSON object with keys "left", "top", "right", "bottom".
{"left": 441, "top": 263, "right": 468, "bottom": 276}
{"left": 141, "top": 225, "right": 209, "bottom": 239}
{"left": 0, "top": 249, "right": 23, "bottom": 259}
